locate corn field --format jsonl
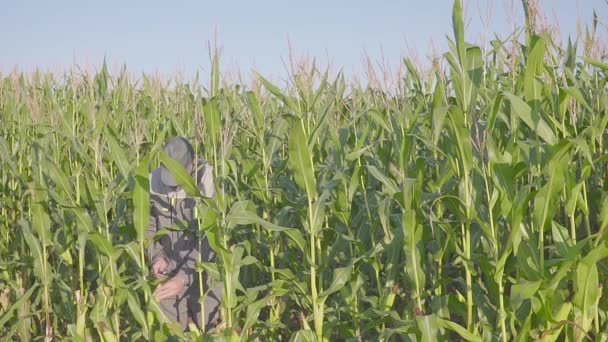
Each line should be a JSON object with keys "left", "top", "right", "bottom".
{"left": 1, "top": 2, "right": 608, "bottom": 341}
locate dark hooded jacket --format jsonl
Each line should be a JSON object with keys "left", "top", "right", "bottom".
{"left": 146, "top": 159, "right": 215, "bottom": 285}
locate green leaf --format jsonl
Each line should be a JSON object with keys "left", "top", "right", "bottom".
{"left": 203, "top": 97, "right": 221, "bottom": 155}
{"left": 246, "top": 91, "right": 264, "bottom": 131}
{"left": 20, "top": 220, "right": 51, "bottom": 308}
{"left": 565, "top": 182, "right": 584, "bottom": 216}
{"left": 510, "top": 279, "right": 541, "bottom": 311}
{"left": 198, "top": 261, "right": 220, "bottom": 281}
{"left": 257, "top": 73, "right": 301, "bottom": 116}
{"left": 88, "top": 232, "right": 114, "bottom": 257}
{"left": 573, "top": 243, "right": 608, "bottom": 336}
{"left": 69, "top": 208, "right": 93, "bottom": 233}
{"left": 241, "top": 296, "right": 269, "bottom": 335}
{"left": 368, "top": 109, "right": 391, "bottom": 132}
{"left": 104, "top": 128, "right": 131, "bottom": 179}
{"left": 432, "top": 107, "right": 448, "bottom": 144}
{"left": 596, "top": 194, "right": 608, "bottom": 244}
{"left": 416, "top": 314, "right": 438, "bottom": 342}
{"left": 210, "top": 52, "right": 220, "bottom": 97}
{"left": 308, "top": 101, "right": 333, "bottom": 146}
{"left": 127, "top": 291, "right": 149, "bottom": 339}
{"left": 224, "top": 246, "right": 245, "bottom": 309}
{"left": 366, "top": 165, "right": 399, "bottom": 195}
{"left": 464, "top": 45, "right": 483, "bottom": 111}
{"left": 98, "top": 323, "right": 119, "bottom": 342}
{"left": 540, "top": 302, "right": 572, "bottom": 342}
{"left": 288, "top": 120, "right": 317, "bottom": 200}
{"left": 488, "top": 93, "right": 503, "bottom": 132}
{"left": 30, "top": 184, "right": 51, "bottom": 245}
{"left": 0, "top": 284, "right": 38, "bottom": 327}
{"left": 447, "top": 106, "right": 473, "bottom": 173}
{"left": 265, "top": 116, "right": 289, "bottom": 170}
{"left": 533, "top": 147, "right": 569, "bottom": 233}
{"left": 400, "top": 179, "right": 425, "bottom": 305}
{"left": 197, "top": 205, "right": 218, "bottom": 232}
{"left": 436, "top": 317, "right": 481, "bottom": 341}
{"left": 452, "top": 0, "right": 465, "bottom": 66}
{"left": 503, "top": 92, "right": 558, "bottom": 145}
{"left": 159, "top": 152, "right": 202, "bottom": 197}
{"left": 0, "top": 135, "right": 18, "bottom": 175}
{"left": 43, "top": 157, "right": 74, "bottom": 204}
{"left": 524, "top": 35, "right": 547, "bottom": 103}
{"left": 119, "top": 241, "right": 145, "bottom": 269}
{"left": 319, "top": 265, "right": 353, "bottom": 300}
{"left": 345, "top": 145, "right": 372, "bottom": 162}
{"left": 309, "top": 194, "right": 328, "bottom": 238}
{"left": 551, "top": 221, "right": 573, "bottom": 258}
{"left": 582, "top": 56, "right": 608, "bottom": 71}
{"left": 348, "top": 165, "right": 361, "bottom": 204}
{"left": 133, "top": 157, "right": 150, "bottom": 241}
{"left": 290, "top": 330, "right": 316, "bottom": 342}
{"left": 563, "top": 86, "right": 593, "bottom": 113}
{"left": 225, "top": 200, "right": 306, "bottom": 252}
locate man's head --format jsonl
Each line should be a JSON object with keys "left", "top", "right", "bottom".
{"left": 160, "top": 136, "right": 195, "bottom": 187}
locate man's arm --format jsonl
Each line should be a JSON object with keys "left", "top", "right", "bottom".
{"left": 145, "top": 198, "right": 169, "bottom": 276}
{"left": 145, "top": 206, "right": 160, "bottom": 261}
{"left": 198, "top": 162, "right": 215, "bottom": 198}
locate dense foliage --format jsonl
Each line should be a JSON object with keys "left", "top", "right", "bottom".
{"left": 1, "top": 2, "right": 608, "bottom": 340}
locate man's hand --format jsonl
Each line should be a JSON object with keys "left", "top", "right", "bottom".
{"left": 153, "top": 274, "right": 187, "bottom": 300}
{"left": 151, "top": 257, "right": 168, "bottom": 278}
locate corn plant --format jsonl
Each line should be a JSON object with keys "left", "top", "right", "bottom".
{"left": 1, "top": 1, "right": 608, "bottom": 340}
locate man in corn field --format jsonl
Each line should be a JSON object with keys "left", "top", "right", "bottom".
{"left": 146, "top": 136, "right": 222, "bottom": 333}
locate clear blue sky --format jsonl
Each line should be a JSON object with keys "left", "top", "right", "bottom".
{"left": 1, "top": 1, "right": 606, "bottom": 80}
